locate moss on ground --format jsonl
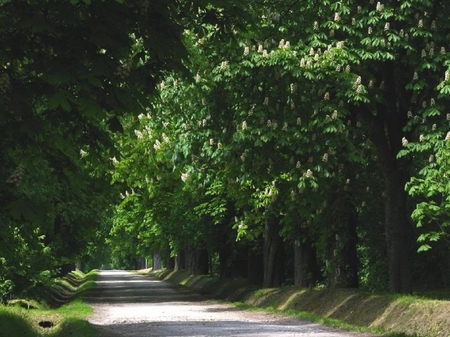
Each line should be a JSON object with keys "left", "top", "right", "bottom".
{"left": 148, "top": 269, "right": 450, "bottom": 337}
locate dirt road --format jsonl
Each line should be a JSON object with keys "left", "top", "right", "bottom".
{"left": 85, "top": 270, "right": 376, "bottom": 337}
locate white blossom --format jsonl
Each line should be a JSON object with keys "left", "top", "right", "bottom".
{"left": 290, "top": 83, "right": 297, "bottom": 93}
{"left": 332, "top": 110, "right": 338, "bottom": 119}
{"left": 402, "top": 137, "right": 409, "bottom": 146}
{"left": 243, "top": 46, "right": 250, "bottom": 56}
{"left": 153, "top": 140, "right": 161, "bottom": 150}
{"left": 181, "top": 172, "right": 189, "bottom": 182}
{"left": 305, "top": 169, "right": 313, "bottom": 178}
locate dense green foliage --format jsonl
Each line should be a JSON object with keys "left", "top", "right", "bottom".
{"left": 0, "top": 0, "right": 243, "bottom": 299}
{"left": 2, "top": 0, "right": 450, "bottom": 299}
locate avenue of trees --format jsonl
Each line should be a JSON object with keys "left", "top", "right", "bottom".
{"left": 2, "top": 0, "right": 450, "bottom": 300}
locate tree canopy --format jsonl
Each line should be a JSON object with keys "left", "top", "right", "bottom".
{"left": 2, "top": 0, "right": 450, "bottom": 299}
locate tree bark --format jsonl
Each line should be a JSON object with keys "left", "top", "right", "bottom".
{"left": 263, "top": 215, "right": 285, "bottom": 287}
{"left": 367, "top": 62, "right": 414, "bottom": 293}
{"left": 175, "top": 249, "right": 186, "bottom": 271}
{"left": 247, "top": 248, "right": 264, "bottom": 285}
{"left": 152, "top": 251, "right": 162, "bottom": 270}
{"left": 327, "top": 198, "right": 359, "bottom": 289}
{"left": 294, "top": 236, "right": 318, "bottom": 288}
{"left": 384, "top": 164, "right": 414, "bottom": 293}
{"left": 194, "top": 248, "right": 209, "bottom": 275}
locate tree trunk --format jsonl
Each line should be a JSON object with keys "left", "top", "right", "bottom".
{"left": 175, "top": 249, "right": 186, "bottom": 271}
{"left": 364, "top": 60, "right": 415, "bottom": 293}
{"left": 167, "top": 256, "right": 175, "bottom": 270}
{"left": 263, "top": 215, "right": 285, "bottom": 287}
{"left": 153, "top": 251, "right": 162, "bottom": 270}
{"left": 328, "top": 200, "right": 359, "bottom": 289}
{"left": 368, "top": 70, "right": 414, "bottom": 292}
{"left": 247, "top": 249, "right": 264, "bottom": 285}
{"left": 294, "top": 237, "right": 318, "bottom": 288}
{"left": 135, "top": 257, "right": 147, "bottom": 270}
{"left": 384, "top": 165, "right": 414, "bottom": 293}
{"left": 194, "top": 248, "right": 209, "bottom": 275}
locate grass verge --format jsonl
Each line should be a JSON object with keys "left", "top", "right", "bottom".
{"left": 147, "top": 269, "right": 450, "bottom": 337}
{"left": 0, "top": 269, "right": 99, "bottom": 337}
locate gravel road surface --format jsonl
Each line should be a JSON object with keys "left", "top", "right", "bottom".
{"left": 85, "top": 270, "right": 376, "bottom": 337}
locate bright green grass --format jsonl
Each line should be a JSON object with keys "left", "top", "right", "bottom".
{"left": 0, "top": 307, "right": 38, "bottom": 337}
{"left": 1, "top": 270, "right": 100, "bottom": 337}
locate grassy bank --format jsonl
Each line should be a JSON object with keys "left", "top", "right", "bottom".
{"left": 0, "top": 270, "right": 99, "bottom": 337}
{"left": 148, "top": 269, "right": 450, "bottom": 337}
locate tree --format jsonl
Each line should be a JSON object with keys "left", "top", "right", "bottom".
{"left": 0, "top": 0, "right": 246, "bottom": 297}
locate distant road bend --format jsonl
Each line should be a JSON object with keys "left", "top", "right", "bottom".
{"left": 85, "top": 270, "right": 376, "bottom": 337}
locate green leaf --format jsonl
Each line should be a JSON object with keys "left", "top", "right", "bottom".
{"left": 417, "top": 244, "right": 432, "bottom": 253}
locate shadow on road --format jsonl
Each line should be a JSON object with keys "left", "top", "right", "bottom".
{"left": 91, "top": 319, "right": 337, "bottom": 337}
{"left": 84, "top": 270, "right": 204, "bottom": 304}
{"left": 85, "top": 270, "right": 375, "bottom": 337}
